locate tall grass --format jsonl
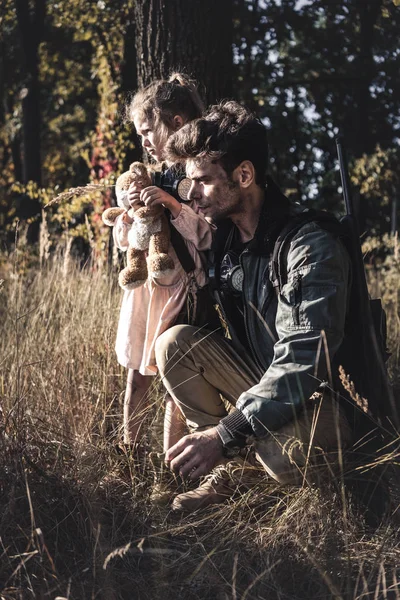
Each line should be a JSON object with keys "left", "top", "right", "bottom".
{"left": 0, "top": 233, "right": 399, "bottom": 600}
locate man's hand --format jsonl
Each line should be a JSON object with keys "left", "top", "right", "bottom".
{"left": 165, "top": 427, "right": 223, "bottom": 481}
{"left": 140, "top": 186, "right": 182, "bottom": 219}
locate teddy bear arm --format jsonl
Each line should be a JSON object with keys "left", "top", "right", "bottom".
{"left": 102, "top": 207, "right": 125, "bottom": 226}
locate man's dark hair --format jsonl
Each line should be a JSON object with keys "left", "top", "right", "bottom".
{"left": 165, "top": 100, "right": 269, "bottom": 186}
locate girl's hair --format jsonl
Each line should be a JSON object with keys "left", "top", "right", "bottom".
{"left": 126, "top": 73, "right": 204, "bottom": 134}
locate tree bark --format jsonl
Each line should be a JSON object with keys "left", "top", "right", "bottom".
{"left": 15, "top": 0, "right": 46, "bottom": 185}
{"left": 15, "top": 0, "right": 46, "bottom": 242}
{"left": 120, "top": 22, "right": 142, "bottom": 165}
{"left": 133, "top": 0, "right": 233, "bottom": 104}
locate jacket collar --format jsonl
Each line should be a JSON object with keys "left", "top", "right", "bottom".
{"left": 248, "top": 176, "right": 291, "bottom": 256}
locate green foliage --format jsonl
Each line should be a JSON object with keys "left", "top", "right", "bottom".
{"left": 1, "top": 0, "right": 399, "bottom": 248}
{"left": 0, "top": 0, "right": 136, "bottom": 250}
{"left": 353, "top": 146, "right": 400, "bottom": 205}
{"left": 233, "top": 0, "right": 400, "bottom": 232}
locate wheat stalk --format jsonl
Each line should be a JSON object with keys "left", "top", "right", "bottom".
{"left": 44, "top": 183, "right": 115, "bottom": 208}
{"left": 339, "top": 365, "right": 370, "bottom": 415}
{"left": 39, "top": 209, "right": 51, "bottom": 265}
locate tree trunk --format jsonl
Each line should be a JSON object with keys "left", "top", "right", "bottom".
{"left": 15, "top": 0, "right": 46, "bottom": 242}
{"left": 15, "top": 0, "right": 46, "bottom": 185}
{"left": 120, "top": 23, "right": 143, "bottom": 166}
{"left": 133, "top": 0, "right": 233, "bottom": 104}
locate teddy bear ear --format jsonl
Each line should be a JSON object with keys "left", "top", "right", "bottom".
{"left": 129, "top": 162, "right": 152, "bottom": 183}
{"left": 129, "top": 162, "right": 146, "bottom": 176}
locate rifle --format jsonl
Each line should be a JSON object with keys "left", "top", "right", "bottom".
{"left": 335, "top": 136, "right": 398, "bottom": 431}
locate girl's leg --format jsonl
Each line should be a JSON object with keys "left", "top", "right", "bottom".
{"left": 123, "top": 369, "right": 153, "bottom": 445}
{"left": 163, "top": 394, "right": 187, "bottom": 453}
{"left": 150, "top": 395, "right": 187, "bottom": 506}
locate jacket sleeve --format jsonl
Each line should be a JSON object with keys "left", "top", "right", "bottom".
{"left": 113, "top": 212, "right": 131, "bottom": 251}
{"left": 235, "top": 223, "right": 351, "bottom": 438}
{"left": 170, "top": 203, "right": 215, "bottom": 250}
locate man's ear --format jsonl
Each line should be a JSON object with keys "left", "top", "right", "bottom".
{"left": 172, "top": 115, "right": 185, "bottom": 131}
{"left": 237, "top": 161, "right": 255, "bottom": 188}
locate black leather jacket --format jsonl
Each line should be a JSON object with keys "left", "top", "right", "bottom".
{"left": 214, "top": 179, "right": 351, "bottom": 438}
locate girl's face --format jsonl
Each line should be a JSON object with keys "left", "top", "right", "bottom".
{"left": 133, "top": 115, "right": 168, "bottom": 162}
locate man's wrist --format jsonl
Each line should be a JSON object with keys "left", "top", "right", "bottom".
{"left": 216, "top": 411, "right": 253, "bottom": 448}
{"left": 219, "top": 410, "right": 253, "bottom": 443}
{"left": 215, "top": 423, "right": 242, "bottom": 458}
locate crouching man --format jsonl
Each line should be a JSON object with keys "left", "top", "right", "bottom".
{"left": 155, "top": 100, "right": 353, "bottom": 512}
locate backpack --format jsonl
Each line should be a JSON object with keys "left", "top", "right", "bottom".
{"left": 270, "top": 208, "right": 396, "bottom": 436}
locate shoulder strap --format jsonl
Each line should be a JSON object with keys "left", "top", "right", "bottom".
{"left": 168, "top": 220, "right": 196, "bottom": 274}
{"left": 270, "top": 209, "right": 342, "bottom": 292}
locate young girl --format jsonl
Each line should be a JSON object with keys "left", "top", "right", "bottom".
{"left": 113, "top": 73, "right": 214, "bottom": 458}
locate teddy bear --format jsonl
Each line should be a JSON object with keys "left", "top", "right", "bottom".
{"left": 102, "top": 162, "right": 174, "bottom": 290}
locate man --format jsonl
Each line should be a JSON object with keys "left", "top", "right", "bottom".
{"left": 155, "top": 100, "right": 353, "bottom": 512}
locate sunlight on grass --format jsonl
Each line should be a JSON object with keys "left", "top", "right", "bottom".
{"left": 0, "top": 235, "right": 399, "bottom": 599}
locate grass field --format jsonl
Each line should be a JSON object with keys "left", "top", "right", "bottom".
{"left": 0, "top": 232, "right": 399, "bottom": 600}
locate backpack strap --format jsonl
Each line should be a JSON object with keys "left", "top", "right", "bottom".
{"left": 168, "top": 219, "right": 196, "bottom": 274}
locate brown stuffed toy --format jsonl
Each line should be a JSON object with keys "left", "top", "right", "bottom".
{"left": 102, "top": 162, "right": 174, "bottom": 290}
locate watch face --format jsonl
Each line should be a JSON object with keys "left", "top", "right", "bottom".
{"left": 230, "top": 265, "right": 244, "bottom": 292}
{"left": 177, "top": 177, "right": 191, "bottom": 202}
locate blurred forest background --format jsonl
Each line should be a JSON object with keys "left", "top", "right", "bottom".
{"left": 1, "top": 0, "right": 399, "bottom": 258}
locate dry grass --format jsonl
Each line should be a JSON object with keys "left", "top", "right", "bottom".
{"left": 0, "top": 234, "right": 399, "bottom": 600}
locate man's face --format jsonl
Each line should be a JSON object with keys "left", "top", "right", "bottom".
{"left": 186, "top": 159, "right": 241, "bottom": 221}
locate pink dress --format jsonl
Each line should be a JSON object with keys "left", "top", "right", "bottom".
{"left": 113, "top": 203, "right": 214, "bottom": 375}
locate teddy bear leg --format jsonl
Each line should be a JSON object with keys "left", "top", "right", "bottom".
{"left": 147, "top": 219, "right": 175, "bottom": 279}
{"left": 119, "top": 247, "right": 148, "bottom": 290}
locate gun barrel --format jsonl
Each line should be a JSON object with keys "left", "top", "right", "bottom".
{"left": 335, "top": 136, "right": 354, "bottom": 217}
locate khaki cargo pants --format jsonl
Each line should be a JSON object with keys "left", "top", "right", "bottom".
{"left": 155, "top": 325, "right": 352, "bottom": 485}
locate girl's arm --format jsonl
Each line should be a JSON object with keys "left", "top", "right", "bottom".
{"left": 140, "top": 186, "right": 215, "bottom": 250}
{"left": 113, "top": 212, "right": 132, "bottom": 251}
{"left": 170, "top": 203, "right": 215, "bottom": 250}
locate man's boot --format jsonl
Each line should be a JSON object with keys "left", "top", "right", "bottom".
{"left": 171, "top": 458, "right": 262, "bottom": 513}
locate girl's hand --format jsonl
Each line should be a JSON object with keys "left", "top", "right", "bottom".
{"left": 122, "top": 210, "right": 134, "bottom": 225}
{"left": 140, "top": 186, "right": 182, "bottom": 219}
{"left": 128, "top": 181, "right": 144, "bottom": 208}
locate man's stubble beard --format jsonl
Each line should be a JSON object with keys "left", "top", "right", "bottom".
{"left": 215, "top": 180, "right": 246, "bottom": 222}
